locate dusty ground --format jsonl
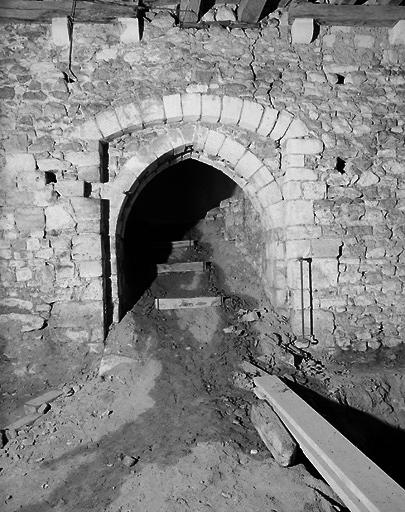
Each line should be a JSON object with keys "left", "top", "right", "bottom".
{"left": 1, "top": 214, "right": 404, "bottom": 511}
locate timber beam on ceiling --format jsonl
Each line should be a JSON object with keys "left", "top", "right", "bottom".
{"left": 0, "top": 0, "right": 404, "bottom": 27}
{"left": 289, "top": 4, "right": 405, "bottom": 27}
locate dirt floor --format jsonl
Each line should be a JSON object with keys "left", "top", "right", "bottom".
{"left": 1, "top": 214, "right": 404, "bottom": 510}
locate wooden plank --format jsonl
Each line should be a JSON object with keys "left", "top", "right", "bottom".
{"left": 155, "top": 296, "right": 221, "bottom": 310}
{"left": 172, "top": 240, "right": 195, "bottom": 249}
{"left": 157, "top": 261, "right": 205, "bottom": 274}
{"left": 179, "top": 0, "right": 202, "bottom": 23}
{"left": 238, "top": 0, "right": 267, "bottom": 23}
{"left": 289, "top": 4, "right": 405, "bottom": 27}
{"left": 0, "top": 0, "right": 139, "bottom": 23}
{"left": 254, "top": 374, "right": 405, "bottom": 512}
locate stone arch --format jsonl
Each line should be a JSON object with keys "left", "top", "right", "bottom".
{"left": 73, "top": 93, "right": 325, "bottom": 340}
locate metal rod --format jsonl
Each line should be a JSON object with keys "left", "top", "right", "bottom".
{"left": 299, "top": 257, "right": 305, "bottom": 339}
{"left": 307, "top": 258, "right": 314, "bottom": 338}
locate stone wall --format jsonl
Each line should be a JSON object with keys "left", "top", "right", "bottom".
{"left": 0, "top": 8, "right": 404, "bottom": 359}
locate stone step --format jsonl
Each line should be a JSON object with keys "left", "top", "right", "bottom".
{"left": 157, "top": 261, "right": 206, "bottom": 274}
{"left": 254, "top": 373, "right": 405, "bottom": 512}
{"left": 155, "top": 296, "right": 222, "bottom": 310}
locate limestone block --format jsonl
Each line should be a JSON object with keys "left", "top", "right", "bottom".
{"left": 250, "top": 402, "right": 298, "bottom": 467}
{"left": 285, "top": 138, "right": 323, "bottom": 155}
{"left": 311, "top": 239, "right": 341, "bottom": 259}
{"left": 389, "top": 21, "right": 405, "bottom": 45}
{"left": 163, "top": 94, "right": 183, "bottom": 123}
{"left": 181, "top": 93, "right": 201, "bottom": 122}
{"left": 77, "top": 260, "right": 103, "bottom": 278}
{"left": 140, "top": 97, "right": 165, "bottom": 126}
{"left": 357, "top": 171, "right": 379, "bottom": 187}
{"left": 201, "top": 95, "right": 222, "bottom": 124}
{"left": 285, "top": 200, "right": 313, "bottom": 226}
{"left": 15, "top": 268, "right": 33, "bottom": 282}
{"left": 78, "top": 166, "right": 100, "bottom": 182}
{"left": 115, "top": 103, "right": 143, "bottom": 132}
{"left": 235, "top": 152, "right": 263, "bottom": 179}
{"left": 5, "top": 153, "right": 36, "bottom": 173}
{"left": 239, "top": 101, "right": 264, "bottom": 132}
{"left": 269, "top": 111, "right": 294, "bottom": 141}
{"left": 313, "top": 308, "right": 335, "bottom": 338}
{"left": 95, "top": 110, "right": 122, "bottom": 139}
{"left": 291, "top": 18, "right": 314, "bottom": 44}
{"left": 51, "top": 17, "right": 70, "bottom": 47}
{"left": 218, "top": 138, "right": 246, "bottom": 166}
{"left": 64, "top": 151, "right": 100, "bottom": 167}
{"left": 192, "top": 125, "right": 209, "bottom": 151}
{"left": 50, "top": 301, "right": 103, "bottom": 328}
{"left": 257, "top": 180, "right": 283, "bottom": 207}
{"left": 284, "top": 167, "right": 318, "bottom": 182}
{"left": 70, "top": 198, "right": 100, "bottom": 220}
{"left": 220, "top": 96, "right": 243, "bottom": 125}
{"left": 118, "top": 18, "right": 139, "bottom": 44}
{"left": 286, "top": 239, "right": 311, "bottom": 260}
{"left": 45, "top": 205, "right": 76, "bottom": 231}
{"left": 0, "top": 298, "right": 33, "bottom": 311}
{"left": 54, "top": 181, "right": 85, "bottom": 197}
{"left": 0, "top": 211, "right": 15, "bottom": 230}
{"left": 354, "top": 34, "right": 374, "bottom": 48}
{"left": 282, "top": 154, "right": 305, "bottom": 168}
{"left": 302, "top": 181, "right": 326, "bottom": 200}
{"left": 282, "top": 118, "right": 308, "bottom": 141}
{"left": 249, "top": 167, "right": 273, "bottom": 190}
{"left": 37, "top": 158, "right": 70, "bottom": 173}
{"left": 257, "top": 107, "right": 279, "bottom": 137}
{"left": 312, "top": 258, "right": 338, "bottom": 288}
{"left": 287, "top": 259, "right": 305, "bottom": 289}
{"left": 15, "top": 208, "right": 44, "bottom": 233}
{"left": 76, "top": 119, "right": 103, "bottom": 141}
{"left": 204, "top": 131, "right": 226, "bottom": 156}
{"left": 55, "top": 264, "right": 75, "bottom": 281}
{"left": 0, "top": 313, "right": 43, "bottom": 334}
{"left": 149, "top": 135, "right": 175, "bottom": 160}
{"left": 283, "top": 181, "right": 301, "bottom": 200}
{"left": 80, "top": 280, "right": 104, "bottom": 301}
{"left": 72, "top": 234, "right": 101, "bottom": 260}
{"left": 268, "top": 202, "right": 284, "bottom": 228}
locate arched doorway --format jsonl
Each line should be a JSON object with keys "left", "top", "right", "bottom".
{"left": 117, "top": 158, "right": 241, "bottom": 317}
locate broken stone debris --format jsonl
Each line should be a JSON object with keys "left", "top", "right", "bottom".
{"left": 121, "top": 454, "right": 139, "bottom": 467}
{"left": 250, "top": 401, "right": 298, "bottom": 467}
{"left": 98, "top": 354, "right": 136, "bottom": 376}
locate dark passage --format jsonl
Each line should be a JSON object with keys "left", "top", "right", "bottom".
{"left": 118, "top": 159, "right": 237, "bottom": 317}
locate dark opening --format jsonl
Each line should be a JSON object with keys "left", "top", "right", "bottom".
{"left": 45, "top": 171, "right": 57, "bottom": 184}
{"left": 119, "top": 159, "right": 238, "bottom": 317}
{"left": 336, "top": 74, "right": 345, "bottom": 85}
{"left": 335, "top": 157, "right": 346, "bottom": 174}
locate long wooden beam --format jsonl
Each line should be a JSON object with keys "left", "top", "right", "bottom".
{"left": 289, "top": 4, "right": 405, "bottom": 27}
{"left": 179, "top": 0, "right": 202, "bottom": 23}
{"left": 238, "top": 0, "right": 267, "bottom": 23}
{"left": 0, "top": 0, "right": 139, "bottom": 23}
{"left": 254, "top": 374, "right": 405, "bottom": 512}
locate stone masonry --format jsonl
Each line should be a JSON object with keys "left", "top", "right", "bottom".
{"left": 0, "top": 8, "right": 404, "bottom": 359}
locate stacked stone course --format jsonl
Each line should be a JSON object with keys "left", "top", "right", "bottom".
{"left": 0, "top": 11, "right": 404, "bottom": 360}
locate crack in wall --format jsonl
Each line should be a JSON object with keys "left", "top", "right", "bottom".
{"left": 246, "top": 28, "right": 261, "bottom": 101}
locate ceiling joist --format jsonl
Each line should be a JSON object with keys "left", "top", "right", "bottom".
{"left": 238, "top": 0, "right": 267, "bottom": 23}
{"left": 0, "top": 0, "right": 404, "bottom": 27}
{"left": 289, "top": 4, "right": 405, "bottom": 27}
